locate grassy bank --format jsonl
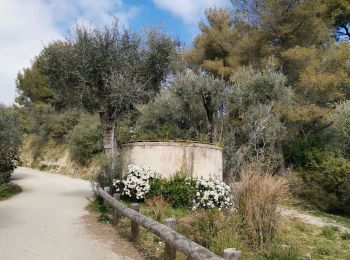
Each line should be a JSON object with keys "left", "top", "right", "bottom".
{"left": 20, "top": 134, "right": 101, "bottom": 179}
{"left": 0, "top": 183, "right": 22, "bottom": 200}
{"left": 89, "top": 198, "right": 350, "bottom": 260}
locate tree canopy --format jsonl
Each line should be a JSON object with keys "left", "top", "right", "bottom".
{"left": 23, "top": 20, "right": 177, "bottom": 159}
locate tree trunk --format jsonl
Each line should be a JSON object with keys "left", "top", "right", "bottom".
{"left": 202, "top": 93, "right": 216, "bottom": 143}
{"left": 99, "top": 109, "right": 116, "bottom": 160}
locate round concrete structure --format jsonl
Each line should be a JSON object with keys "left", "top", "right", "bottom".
{"left": 120, "top": 141, "right": 223, "bottom": 180}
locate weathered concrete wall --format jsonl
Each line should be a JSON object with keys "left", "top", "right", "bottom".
{"left": 120, "top": 141, "right": 223, "bottom": 180}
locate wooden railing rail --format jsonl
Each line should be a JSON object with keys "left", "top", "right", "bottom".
{"left": 98, "top": 187, "right": 241, "bottom": 260}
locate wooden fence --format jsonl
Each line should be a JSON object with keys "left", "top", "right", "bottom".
{"left": 98, "top": 187, "right": 241, "bottom": 260}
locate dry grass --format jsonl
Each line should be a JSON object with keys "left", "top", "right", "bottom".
{"left": 145, "top": 195, "right": 170, "bottom": 222}
{"left": 233, "top": 166, "right": 289, "bottom": 248}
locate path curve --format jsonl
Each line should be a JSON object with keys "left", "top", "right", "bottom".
{"left": 282, "top": 207, "right": 350, "bottom": 233}
{"left": 0, "top": 167, "right": 134, "bottom": 260}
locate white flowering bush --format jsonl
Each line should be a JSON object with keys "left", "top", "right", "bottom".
{"left": 113, "top": 164, "right": 157, "bottom": 200}
{"left": 192, "top": 178, "right": 232, "bottom": 210}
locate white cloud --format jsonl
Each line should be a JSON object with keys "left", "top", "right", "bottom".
{"left": 48, "top": 0, "right": 140, "bottom": 30}
{"left": 153, "top": 0, "right": 230, "bottom": 24}
{"left": 0, "top": 0, "right": 139, "bottom": 104}
{"left": 0, "top": 0, "right": 60, "bottom": 105}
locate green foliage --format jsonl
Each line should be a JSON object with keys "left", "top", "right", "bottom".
{"left": 180, "top": 209, "right": 221, "bottom": 249}
{"left": 320, "top": 0, "right": 350, "bottom": 41}
{"left": 0, "top": 183, "right": 22, "bottom": 199}
{"left": 341, "top": 232, "right": 350, "bottom": 240}
{"left": 316, "top": 245, "right": 332, "bottom": 256}
{"left": 162, "top": 173, "right": 196, "bottom": 208}
{"left": 40, "top": 21, "right": 177, "bottom": 115}
{"left": 137, "top": 70, "right": 227, "bottom": 143}
{"left": 97, "top": 213, "right": 110, "bottom": 223}
{"left": 139, "top": 172, "right": 196, "bottom": 208}
{"left": 26, "top": 104, "right": 54, "bottom": 141}
{"left": 179, "top": 210, "right": 249, "bottom": 256}
{"left": 16, "top": 57, "right": 54, "bottom": 106}
{"left": 321, "top": 226, "right": 339, "bottom": 240}
{"left": 188, "top": 0, "right": 350, "bottom": 151}
{"left": 0, "top": 106, "right": 22, "bottom": 182}
{"left": 224, "top": 63, "right": 290, "bottom": 178}
{"left": 67, "top": 114, "right": 103, "bottom": 164}
{"left": 331, "top": 100, "right": 350, "bottom": 155}
{"left": 0, "top": 172, "right": 12, "bottom": 185}
{"left": 284, "top": 134, "right": 326, "bottom": 168}
{"left": 147, "top": 177, "right": 167, "bottom": 198}
{"left": 260, "top": 244, "right": 302, "bottom": 260}
{"left": 138, "top": 89, "right": 208, "bottom": 141}
{"left": 94, "top": 155, "right": 122, "bottom": 189}
{"left": 36, "top": 20, "right": 177, "bottom": 161}
{"left": 295, "top": 149, "right": 350, "bottom": 215}
{"left": 49, "top": 109, "right": 82, "bottom": 141}
{"left": 89, "top": 198, "right": 112, "bottom": 213}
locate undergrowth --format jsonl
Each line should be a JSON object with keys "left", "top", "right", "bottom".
{"left": 89, "top": 198, "right": 112, "bottom": 223}
{"left": 0, "top": 183, "right": 22, "bottom": 200}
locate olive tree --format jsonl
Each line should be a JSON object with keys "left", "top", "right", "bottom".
{"left": 224, "top": 62, "right": 292, "bottom": 180}
{"left": 41, "top": 21, "right": 177, "bottom": 159}
{"left": 170, "top": 70, "right": 226, "bottom": 143}
{"left": 137, "top": 70, "right": 226, "bottom": 143}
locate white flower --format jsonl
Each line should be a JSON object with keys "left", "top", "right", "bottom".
{"left": 192, "top": 177, "right": 232, "bottom": 211}
{"left": 113, "top": 164, "right": 157, "bottom": 200}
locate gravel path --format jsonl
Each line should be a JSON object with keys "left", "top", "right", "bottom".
{"left": 281, "top": 207, "right": 350, "bottom": 233}
{"left": 0, "top": 167, "right": 139, "bottom": 260}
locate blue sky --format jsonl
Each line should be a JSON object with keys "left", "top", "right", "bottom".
{"left": 0, "top": 0, "right": 231, "bottom": 104}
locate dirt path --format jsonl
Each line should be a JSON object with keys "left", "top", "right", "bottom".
{"left": 281, "top": 207, "right": 350, "bottom": 233}
{"left": 0, "top": 167, "right": 141, "bottom": 260}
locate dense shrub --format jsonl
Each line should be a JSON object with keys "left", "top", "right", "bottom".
{"left": 296, "top": 149, "right": 350, "bottom": 215}
{"left": 115, "top": 168, "right": 231, "bottom": 210}
{"left": 147, "top": 176, "right": 167, "bottom": 198}
{"left": 0, "top": 106, "right": 22, "bottom": 183}
{"left": 137, "top": 89, "right": 208, "bottom": 141}
{"left": 284, "top": 134, "right": 326, "bottom": 168}
{"left": 50, "top": 109, "right": 82, "bottom": 141}
{"left": 24, "top": 104, "right": 55, "bottom": 159}
{"left": 0, "top": 172, "right": 11, "bottom": 185}
{"left": 162, "top": 173, "right": 196, "bottom": 208}
{"left": 233, "top": 167, "right": 288, "bottom": 248}
{"left": 26, "top": 104, "right": 54, "bottom": 140}
{"left": 67, "top": 114, "right": 103, "bottom": 164}
{"left": 94, "top": 155, "right": 121, "bottom": 189}
{"left": 332, "top": 100, "right": 350, "bottom": 139}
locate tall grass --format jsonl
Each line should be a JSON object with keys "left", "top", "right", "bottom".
{"left": 233, "top": 167, "right": 289, "bottom": 248}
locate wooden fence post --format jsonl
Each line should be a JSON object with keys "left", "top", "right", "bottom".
{"left": 130, "top": 203, "right": 140, "bottom": 242}
{"left": 103, "top": 187, "right": 111, "bottom": 207}
{"left": 112, "top": 193, "right": 121, "bottom": 226}
{"left": 224, "top": 248, "right": 241, "bottom": 260}
{"left": 164, "top": 218, "right": 177, "bottom": 260}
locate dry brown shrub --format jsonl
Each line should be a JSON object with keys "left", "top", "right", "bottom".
{"left": 145, "top": 195, "right": 170, "bottom": 222}
{"left": 233, "top": 166, "right": 289, "bottom": 248}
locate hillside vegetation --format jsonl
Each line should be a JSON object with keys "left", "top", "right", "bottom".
{"left": 15, "top": 0, "right": 350, "bottom": 217}
{"left": 8, "top": 1, "right": 350, "bottom": 258}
